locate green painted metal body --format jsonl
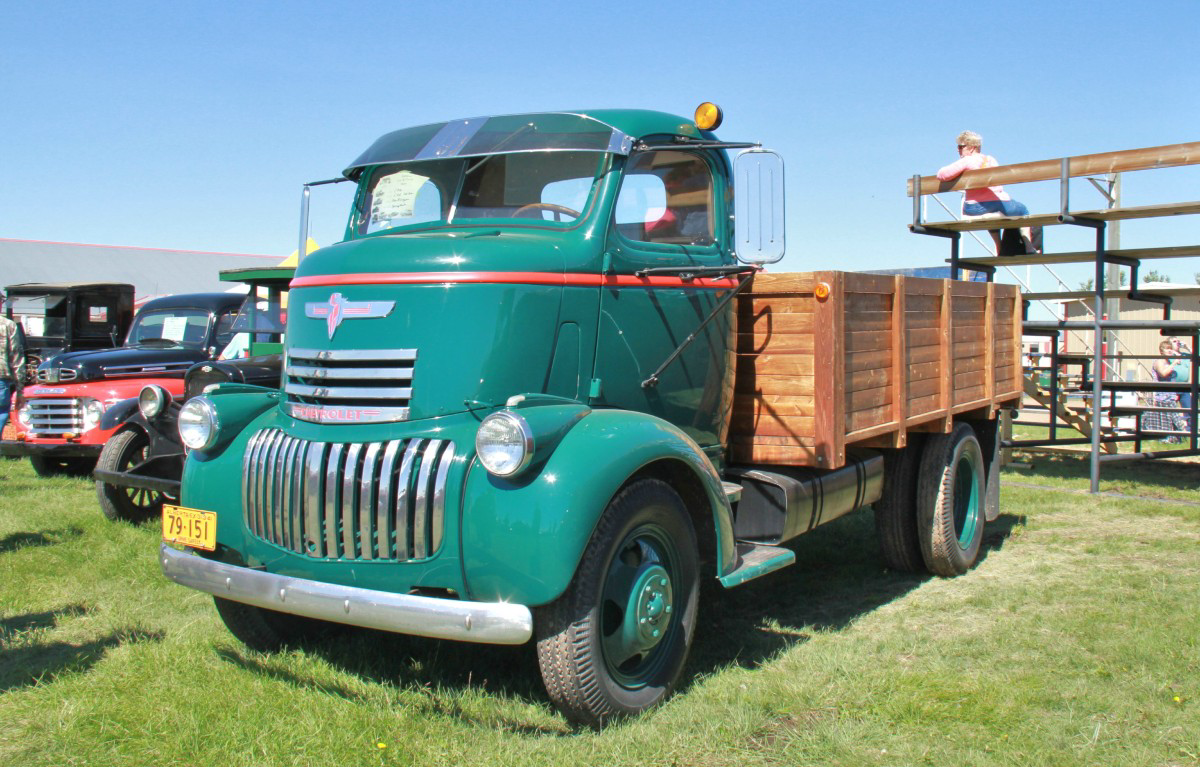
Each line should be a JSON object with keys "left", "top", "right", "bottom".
{"left": 181, "top": 109, "right": 746, "bottom": 609}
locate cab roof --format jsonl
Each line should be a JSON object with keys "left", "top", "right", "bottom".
{"left": 344, "top": 109, "right": 712, "bottom": 179}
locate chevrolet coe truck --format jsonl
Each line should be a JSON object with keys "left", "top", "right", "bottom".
{"left": 160, "top": 106, "right": 1022, "bottom": 726}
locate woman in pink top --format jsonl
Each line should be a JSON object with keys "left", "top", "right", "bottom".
{"left": 938, "top": 130, "right": 1035, "bottom": 253}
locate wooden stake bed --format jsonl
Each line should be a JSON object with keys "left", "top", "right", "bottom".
{"left": 731, "top": 271, "right": 1023, "bottom": 469}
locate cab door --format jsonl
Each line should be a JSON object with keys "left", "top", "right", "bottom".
{"left": 593, "top": 149, "right": 736, "bottom": 455}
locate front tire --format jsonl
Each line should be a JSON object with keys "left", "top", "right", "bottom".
{"left": 30, "top": 455, "right": 94, "bottom": 477}
{"left": 916, "top": 422, "right": 986, "bottom": 577}
{"left": 535, "top": 478, "right": 699, "bottom": 727}
{"left": 95, "top": 429, "right": 164, "bottom": 522}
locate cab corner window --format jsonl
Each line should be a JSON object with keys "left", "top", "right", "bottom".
{"left": 615, "top": 150, "right": 714, "bottom": 246}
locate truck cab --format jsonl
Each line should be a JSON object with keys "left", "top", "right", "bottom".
{"left": 3, "top": 281, "right": 135, "bottom": 383}
{"left": 161, "top": 107, "right": 1010, "bottom": 726}
{"left": 3, "top": 292, "right": 244, "bottom": 475}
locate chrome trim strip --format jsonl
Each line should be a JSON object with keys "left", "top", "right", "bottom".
{"left": 285, "top": 403, "right": 410, "bottom": 424}
{"left": 243, "top": 430, "right": 266, "bottom": 535}
{"left": 264, "top": 431, "right": 284, "bottom": 542}
{"left": 432, "top": 444, "right": 455, "bottom": 554}
{"left": 305, "top": 441, "right": 327, "bottom": 557}
{"left": 285, "top": 383, "right": 413, "bottom": 400}
{"left": 278, "top": 436, "right": 298, "bottom": 551}
{"left": 358, "top": 442, "right": 381, "bottom": 560}
{"left": 161, "top": 544, "right": 532, "bottom": 645}
{"left": 413, "top": 440, "right": 441, "bottom": 560}
{"left": 341, "top": 443, "right": 362, "bottom": 558}
{"left": 395, "top": 441, "right": 421, "bottom": 560}
{"left": 287, "top": 348, "right": 417, "bottom": 362}
{"left": 324, "top": 443, "right": 344, "bottom": 556}
{"left": 377, "top": 440, "right": 401, "bottom": 558}
{"left": 286, "top": 365, "right": 414, "bottom": 380}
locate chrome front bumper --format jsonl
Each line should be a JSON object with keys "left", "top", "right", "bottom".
{"left": 159, "top": 544, "right": 533, "bottom": 645}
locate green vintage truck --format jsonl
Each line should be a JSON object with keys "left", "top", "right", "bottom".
{"left": 160, "top": 106, "right": 1022, "bottom": 725}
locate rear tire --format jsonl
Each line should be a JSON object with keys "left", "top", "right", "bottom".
{"left": 873, "top": 437, "right": 926, "bottom": 572}
{"left": 95, "top": 429, "right": 164, "bottom": 522}
{"left": 213, "top": 597, "right": 335, "bottom": 652}
{"left": 917, "top": 423, "right": 985, "bottom": 577}
{"left": 535, "top": 478, "right": 699, "bottom": 727}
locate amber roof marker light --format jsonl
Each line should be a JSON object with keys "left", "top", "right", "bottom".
{"left": 694, "top": 102, "right": 723, "bottom": 132}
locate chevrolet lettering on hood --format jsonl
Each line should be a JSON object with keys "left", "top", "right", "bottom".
{"left": 285, "top": 404, "right": 410, "bottom": 423}
{"left": 305, "top": 292, "right": 396, "bottom": 340}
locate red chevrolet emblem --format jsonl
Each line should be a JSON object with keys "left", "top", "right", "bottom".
{"left": 304, "top": 292, "right": 395, "bottom": 339}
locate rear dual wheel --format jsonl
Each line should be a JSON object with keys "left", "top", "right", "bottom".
{"left": 874, "top": 423, "right": 986, "bottom": 577}
{"left": 535, "top": 478, "right": 699, "bottom": 727}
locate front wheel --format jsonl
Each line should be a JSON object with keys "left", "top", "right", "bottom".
{"left": 30, "top": 455, "right": 94, "bottom": 477}
{"left": 213, "top": 597, "right": 336, "bottom": 652}
{"left": 535, "top": 478, "right": 699, "bottom": 727}
{"left": 917, "top": 422, "right": 986, "bottom": 577}
{"left": 95, "top": 429, "right": 164, "bottom": 522}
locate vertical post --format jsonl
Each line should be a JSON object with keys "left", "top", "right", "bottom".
{"left": 1060, "top": 157, "right": 1071, "bottom": 215}
{"left": 298, "top": 183, "right": 312, "bottom": 264}
{"left": 949, "top": 234, "right": 961, "bottom": 282}
{"left": 911, "top": 174, "right": 923, "bottom": 229}
{"left": 1090, "top": 224, "right": 1107, "bottom": 493}
{"left": 890, "top": 275, "right": 907, "bottom": 446}
{"left": 1104, "top": 173, "right": 1122, "bottom": 381}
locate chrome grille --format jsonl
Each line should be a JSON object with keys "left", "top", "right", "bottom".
{"left": 242, "top": 428, "right": 455, "bottom": 561}
{"left": 284, "top": 348, "right": 415, "bottom": 423}
{"left": 25, "top": 398, "right": 83, "bottom": 435}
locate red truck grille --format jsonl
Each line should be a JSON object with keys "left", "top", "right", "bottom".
{"left": 241, "top": 428, "right": 456, "bottom": 562}
{"left": 24, "top": 398, "right": 84, "bottom": 436}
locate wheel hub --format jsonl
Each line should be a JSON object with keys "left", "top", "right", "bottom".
{"left": 627, "top": 564, "right": 673, "bottom": 651}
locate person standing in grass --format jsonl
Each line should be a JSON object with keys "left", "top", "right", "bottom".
{"left": 0, "top": 293, "right": 26, "bottom": 434}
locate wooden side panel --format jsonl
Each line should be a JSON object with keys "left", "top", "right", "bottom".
{"left": 729, "top": 273, "right": 822, "bottom": 465}
{"left": 731, "top": 271, "right": 1023, "bottom": 468}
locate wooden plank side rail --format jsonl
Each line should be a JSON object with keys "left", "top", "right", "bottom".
{"left": 906, "top": 140, "right": 1200, "bottom": 197}
{"left": 731, "top": 272, "right": 1022, "bottom": 469}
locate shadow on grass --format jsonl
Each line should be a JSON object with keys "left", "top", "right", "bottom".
{"left": 0, "top": 526, "right": 86, "bottom": 555}
{"left": 216, "top": 508, "right": 1024, "bottom": 734}
{"left": 1006, "top": 451, "right": 1200, "bottom": 493}
{"left": 0, "top": 604, "right": 89, "bottom": 638}
{"left": 0, "top": 628, "right": 165, "bottom": 692}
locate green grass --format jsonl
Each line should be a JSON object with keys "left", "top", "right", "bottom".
{"left": 1, "top": 456, "right": 1198, "bottom": 766}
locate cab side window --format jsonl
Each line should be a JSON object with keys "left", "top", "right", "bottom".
{"left": 614, "top": 150, "right": 714, "bottom": 245}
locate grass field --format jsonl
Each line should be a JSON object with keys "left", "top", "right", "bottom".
{"left": 1, "top": 454, "right": 1197, "bottom": 766}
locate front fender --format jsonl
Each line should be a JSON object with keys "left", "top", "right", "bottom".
{"left": 460, "top": 409, "right": 735, "bottom": 605}
{"left": 100, "top": 397, "right": 139, "bottom": 431}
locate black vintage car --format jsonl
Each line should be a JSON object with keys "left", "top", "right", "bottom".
{"left": 4, "top": 282, "right": 135, "bottom": 381}
{"left": 92, "top": 267, "right": 292, "bottom": 521}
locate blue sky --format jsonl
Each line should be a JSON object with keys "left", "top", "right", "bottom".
{"left": 3, "top": 0, "right": 1198, "bottom": 294}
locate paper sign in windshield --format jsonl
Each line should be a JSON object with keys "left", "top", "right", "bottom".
{"left": 161, "top": 317, "right": 189, "bottom": 342}
{"left": 371, "top": 172, "right": 429, "bottom": 225}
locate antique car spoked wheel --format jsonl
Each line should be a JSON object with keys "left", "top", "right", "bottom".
{"left": 95, "top": 429, "right": 164, "bottom": 522}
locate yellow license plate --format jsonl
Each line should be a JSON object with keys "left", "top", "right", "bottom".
{"left": 162, "top": 505, "right": 217, "bottom": 551}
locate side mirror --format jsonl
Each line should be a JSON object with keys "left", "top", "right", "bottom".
{"left": 733, "top": 149, "right": 786, "bottom": 264}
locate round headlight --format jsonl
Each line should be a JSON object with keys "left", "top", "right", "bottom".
{"left": 178, "top": 397, "right": 219, "bottom": 451}
{"left": 17, "top": 403, "right": 31, "bottom": 426}
{"left": 81, "top": 398, "right": 106, "bottom": 430}
{"left": 138, "top": 385, "right": 171, "bottom": 420}
{"left": 475, "top": 411, "right": 534, "bottom": 477}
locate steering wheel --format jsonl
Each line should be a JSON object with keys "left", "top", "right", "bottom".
{"left": 513, "top": 203, "right": 581, "bottom": 221}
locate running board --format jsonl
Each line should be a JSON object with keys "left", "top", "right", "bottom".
{"left": 718, "top": 542, "right": 796, "bottom": 588}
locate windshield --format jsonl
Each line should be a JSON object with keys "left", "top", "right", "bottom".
{"left": 126, "top": 308, "right": 213, "bottom": 349}
{"left": 218, "top": 287, "right": 286, "bottom": 360}
{"left": 353, "top": 151, "right": 609, "bottom": 236}
{"left": 10, "top": 295, "right": 67, "bottom": 338}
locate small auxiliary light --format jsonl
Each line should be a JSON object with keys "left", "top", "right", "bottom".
{"left": 815, "top": 281, "right": 832, "bottom": 301}
{"left": 694, "top": 102, "right": 723, "bottom": 132}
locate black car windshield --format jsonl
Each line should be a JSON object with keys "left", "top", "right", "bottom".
{"left": 354, "top": 151, "right": 609, "bottom": 236}
{"left": 126, "top": 308, "right": 213, "bottom": 349}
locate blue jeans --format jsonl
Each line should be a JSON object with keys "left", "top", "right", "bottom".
{"left": 0, "top": 379, "right": 12, "bottom": 433}
{"left": 963, "top": 199, "right": 1029, "bottom": 217}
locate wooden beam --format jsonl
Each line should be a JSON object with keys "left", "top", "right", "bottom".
{"left": 907, "top": 140, "right": 1200, "bottom": 197}
{"left": 918, "top": 201, "right": 1200, "bottom": 232}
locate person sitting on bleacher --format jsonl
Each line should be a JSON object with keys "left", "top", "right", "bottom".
{"left": 937, "top": 130, "right": 1037, "bottom": 255}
